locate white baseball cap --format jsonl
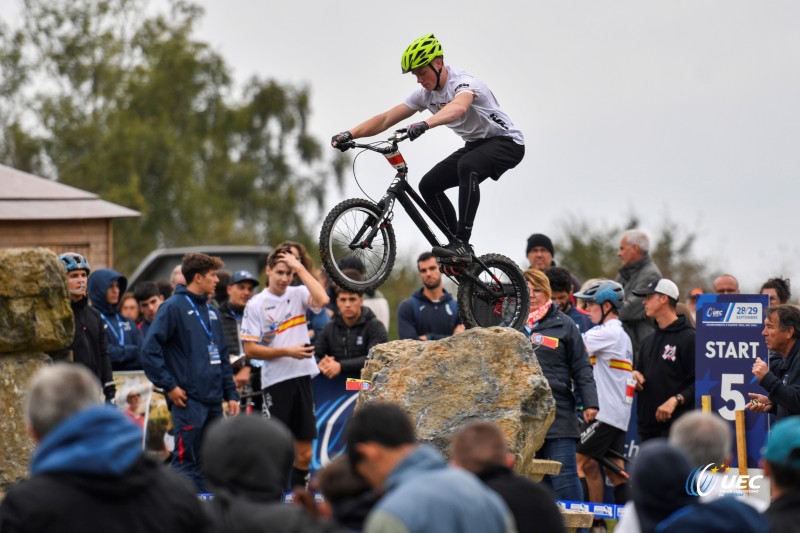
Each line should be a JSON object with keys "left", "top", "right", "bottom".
{"left": 632, "top": 279, "right": 680, "bottom": 300}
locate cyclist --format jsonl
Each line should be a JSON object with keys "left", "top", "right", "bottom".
{"left": 331, "top": 33, "right": 524, "bottom": 263}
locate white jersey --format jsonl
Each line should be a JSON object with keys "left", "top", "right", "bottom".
{"left": 403, "top": 66, "right": 524, "bottom": 145}
{"left": 582, "top": 319, "right": 634, "bottom": 431}
{"left": 240, "top": 285, "right": 321, "bottom": 388}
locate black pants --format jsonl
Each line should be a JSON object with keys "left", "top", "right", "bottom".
{"left": 418, "top": 136, "right": 524, "bottom": 242}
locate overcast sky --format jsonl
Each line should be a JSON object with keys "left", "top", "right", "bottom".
{"left": 4, "top": 1, "right": 799, "bottom": 293}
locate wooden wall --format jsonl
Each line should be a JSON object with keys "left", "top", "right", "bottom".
{"left": 0, "top": 219, "right": 113, "bottom": 269}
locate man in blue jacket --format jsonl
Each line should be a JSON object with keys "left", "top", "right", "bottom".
{"left": 141, "top": 252, "right": 239, "bottom": 492}
{"left": 0, "top": 364, "right": 209, "bottom": 532}
{"left": 397, "top": 253, "right": 463, "bottom": 340}
{"left": 88, "top": 268, "right": 143, "bottom": 370}
{"left": 347, "top": 402, "right": 515, "bottom": 533}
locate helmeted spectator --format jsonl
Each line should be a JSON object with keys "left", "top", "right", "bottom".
{"left": 631, "top": 279, "right": 695, "bottom": 441}
{"left": 0, "top": 364, "right": 209, "bottom": 532}
{"left": 573, "top": 280, "right": 633, "bottom": 511}
{"left": 397, "top": 252, "right": 463, "bottom": 340}
{"left": 546, "top": 266, "right": 594, "bottom": 333}
{"left": 133, "top": 281, "right": 164, "bottom": 338}
{"left": 614, "top": 230, "right": 662, "bottom": 362}
{"left": 141, "top": 253, "right": 240, "bottom": 491}
{"left": 346, "top": 402, "right": 516, "bottom": 533}
{"left": 50, "top": 252, "right": 115, "bottom": 403}
{"left": 88, "top": 268, "right": 144, "bottom": 371}
{"left": 201, "top": 415, "right": 338, "bottom": 533}
{"left": 451, "top": 421, "right": 566, "bottom": 533}
{"left": 524, "top": 268, "right": 598, "bottom": 503}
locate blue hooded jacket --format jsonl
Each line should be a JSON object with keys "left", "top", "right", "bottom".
{"left": 141, "top": 285, "right": 238, "bottom": 404}
{"left": 31, "top": 406, "right": 141, "bottom": 476}
{"left": 367, "top": 445, "right": 513, "bottom": 533}
{"left": 88, "top": 268, "right": 143, "bottom": 370}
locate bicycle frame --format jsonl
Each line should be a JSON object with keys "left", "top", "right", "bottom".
{"left": 345, "top": 134, "right": 516, "bottom": 297}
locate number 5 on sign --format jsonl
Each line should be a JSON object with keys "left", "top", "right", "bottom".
{"left": 718, "top": 373, "right": 745, "bottom": 421}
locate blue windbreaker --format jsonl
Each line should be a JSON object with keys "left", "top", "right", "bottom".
{"left": 88, "top": 268, "right": 143, "bottom": 370}
{"left": 141, "top": 285, "right": 238, "bottom": 404}
{"left": 31, "top": 406, "right": 141, "bottom": 476}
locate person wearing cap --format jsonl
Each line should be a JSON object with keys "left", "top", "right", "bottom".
{"left": 631, "top": 278, "right": 695, "bottom": 441}
{"left": 747, "top": 304, "right": 800, "bottom": 420}
{"left": 219, "top": 270, "right": 261, "bottom": 410}
{"left": 52, "top": 252, "right": 116, "bottom": 404}
{"left": 762, "top": 416, "right": 800, "bottom": 530}
{"left": 614, "top": 230, "right": 663, "bottom": 362}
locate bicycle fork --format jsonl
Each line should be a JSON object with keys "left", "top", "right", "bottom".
{"left": 348, "top": 197, "right": 395, "bottom": 251}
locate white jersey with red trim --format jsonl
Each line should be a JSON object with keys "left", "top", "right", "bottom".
{"left": 403, "top": 66, "right": 524, "bottom": 145}
{"left": 241, "top": 285, "right": 321, "bottom": 388}
{"left": 582, "top": 318, "right": 634, "bottom": 431}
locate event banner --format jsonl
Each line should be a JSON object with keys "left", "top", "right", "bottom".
{"left": 310, "top": 374, "right": 360, "bottom": 472}
{"left": 695, "top": 294, "right": 770, "bottom": 468}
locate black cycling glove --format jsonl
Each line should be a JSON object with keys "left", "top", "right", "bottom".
{"left": 407, "top": 121, "right": 430, "bottom": 141}
{"left": 331, "top": 131, "right": 353, "bottom": 151}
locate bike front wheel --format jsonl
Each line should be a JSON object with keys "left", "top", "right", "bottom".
{"left": 457, "top": 254, "right": 530, "bottom": 331}
{"left": 319, "top": 198, "right": 397, "bottom": 293}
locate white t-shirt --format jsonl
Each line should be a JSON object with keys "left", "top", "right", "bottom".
{"left": 241, "top": 285, "right": 321, "bottom": 388}
{"left": 403, "top": 66, "right": 524, "bottom": 145}
{"left": 581, "top": 318, "right": 634, "bottom": 431}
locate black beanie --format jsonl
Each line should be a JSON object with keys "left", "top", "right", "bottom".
{"left": 526, "top": 233, "right": 555, "bottom": 256}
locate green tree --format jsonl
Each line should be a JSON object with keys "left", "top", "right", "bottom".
{"left": 557, "top": 214, "right": 712, "bottom": 295}
{"left": 0, "top": 0, "right": 343, "bottom": 273}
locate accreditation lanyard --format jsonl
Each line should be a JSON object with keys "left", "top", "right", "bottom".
{"left": 184, "top": 296, "right": 221, "bottom": 365}
{"left": 101, "top": 314, "right": 125, "bottom": 346}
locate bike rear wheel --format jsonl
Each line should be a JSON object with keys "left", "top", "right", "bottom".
{"left": 319, "top": 198, "right": 397, "bottom": 293}
{"left": 457, "top": 254, "right": 530, "bottom": 331}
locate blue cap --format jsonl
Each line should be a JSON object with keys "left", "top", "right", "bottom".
{"left": 230, "top": 270, "right": 259, "bottom": 287}
{"left": 763, "top": 416, "right": 800, "bottom": 468}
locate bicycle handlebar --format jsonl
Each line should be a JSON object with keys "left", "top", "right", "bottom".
{"left": 341, "top": 129, "right": 409, "bottom": 153}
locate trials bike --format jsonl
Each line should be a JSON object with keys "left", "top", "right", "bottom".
{"left": 319, "top": 130, "right": 529, "bottom": 330}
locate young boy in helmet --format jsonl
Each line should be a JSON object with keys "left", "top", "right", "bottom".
{"left": 54, "top": 253, "right": 116, "bottom": 403}
{"left": 331, "top": 33, "right": 525, "bottom": 263}
{"left": 573, "top": 280, "right": 634, "bottom": 511}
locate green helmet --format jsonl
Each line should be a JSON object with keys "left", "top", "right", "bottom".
{"left": 401, "top": 34, "right": 443, "bottom": 73}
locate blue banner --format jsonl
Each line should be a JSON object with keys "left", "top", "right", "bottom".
{"left": 310, "top": 374, "right": 360, "bottom": 472}
{"left": 695, "top": 294, "right": 770, "bottom": 468}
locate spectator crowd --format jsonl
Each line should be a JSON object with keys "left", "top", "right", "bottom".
{"left": 2, "top": 228, "right": 800, "bottom": 533}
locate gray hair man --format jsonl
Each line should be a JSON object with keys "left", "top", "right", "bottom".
{"left": 614, "top": 229, "right": 662, "bottom": 361}
{"left": 0, "top": 364, "right": 208, "bottom": 531}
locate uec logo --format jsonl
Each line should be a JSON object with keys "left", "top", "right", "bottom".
{"left": 706, "top": 307, "right": 725, "bottom": 318}
{"left": 686, "top": 464, "right": 763, "bottom": 496}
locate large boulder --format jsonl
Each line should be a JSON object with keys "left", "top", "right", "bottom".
{"left": 357, "top": 327, "right": 556, "bottom": 478}
{"left": 0, "top": 248, "right": 73, "bottom": 354}
{"left": 0, "top": 353, "right": 50, "bottom": 493}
